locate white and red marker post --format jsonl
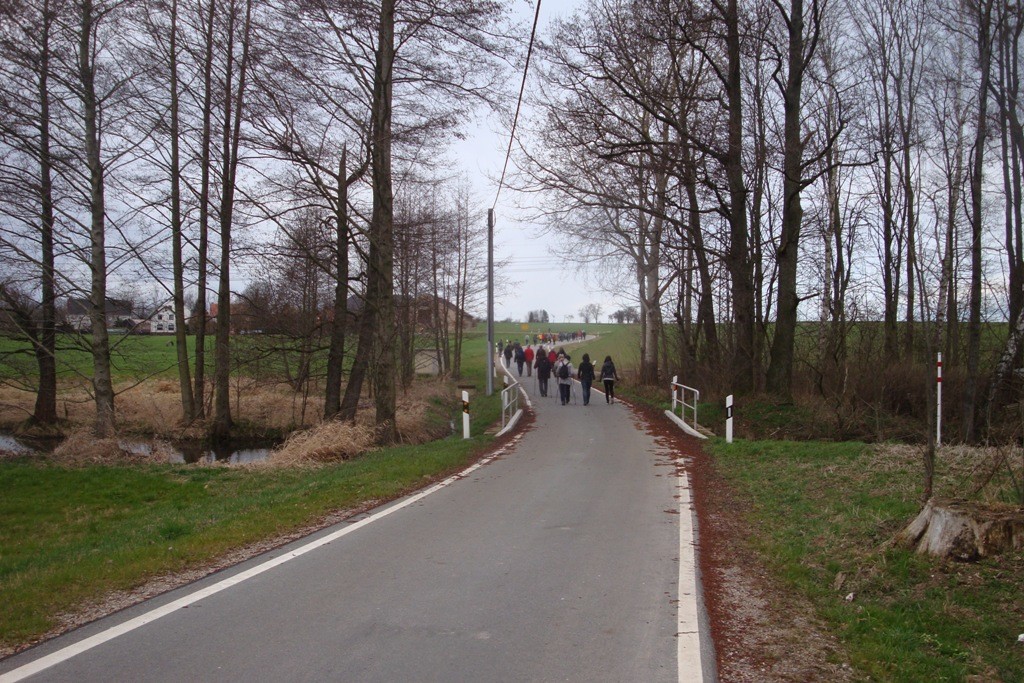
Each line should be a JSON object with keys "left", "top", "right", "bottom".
{"left": 936, "top": 353, "right": 942, "bottom": 447}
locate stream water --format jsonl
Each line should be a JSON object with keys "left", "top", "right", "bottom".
{"left": 0, "top": 432, "right": 275, "bottom": 464}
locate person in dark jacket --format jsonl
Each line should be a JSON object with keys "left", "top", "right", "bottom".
{"left": 600, "top": 355, "right": 620, "bottom": 404}
{"left": 514, "top": 343, "right": 525, "bottom": 376}
{"left": 553, "top": 352, "right": 574, "bottom": 405}
{"left": 577, "top": 353, "right": 595, "bottom": 406}
{"left": 535, "top": 346, "right": 552, "bottom": 397}
{"left": 503, "top": 341, "right": 513, "bottom": 368}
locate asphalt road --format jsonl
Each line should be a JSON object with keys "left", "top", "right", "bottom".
{"left": 1, "top": 367, "right": 714, "bottom": 683}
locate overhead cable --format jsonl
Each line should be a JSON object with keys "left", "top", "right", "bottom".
{"left": 492, "top": 0, "right": 542, "bottom": 212}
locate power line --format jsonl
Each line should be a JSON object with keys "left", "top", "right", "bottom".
{"left": 492, "top": 0, "right": 542, "bottom": 212}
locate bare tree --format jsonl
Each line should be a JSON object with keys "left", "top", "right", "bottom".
{"left": 527, "top": 0, "right": 756, "bottom": 389}
{"left": 0, "top": 0, "right": 61, "bottom": 425}
{"left": 67, "top": 0, "right": 135, "bottom": 437}
{"left": 765, "top": 0, "right": 832, "bottom": 399}
{"left": 579, "top": 303, "right": 603, "bottom": 324}
{"left": 962, "top": 0, "right": 996, "bottom": 442}
{"left": 211, "top": 0, "right": 254, "bottom": 440}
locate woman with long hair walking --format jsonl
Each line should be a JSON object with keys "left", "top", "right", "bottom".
{"left": 600, "top": 355, "right": 619, "bottom": 404}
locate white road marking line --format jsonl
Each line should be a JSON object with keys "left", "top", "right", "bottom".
{"left": 677, "top": 470, "right": 705, "bottom": 683}
{"left": 0, "top": 437, "right": 523, "bottom": 683}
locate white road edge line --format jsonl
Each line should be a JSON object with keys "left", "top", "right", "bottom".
{"left": 0, "top": 436, "right": 524, "bottom": 683}
{"left": 677, "top": 470, "right": 705, "bottom": 683}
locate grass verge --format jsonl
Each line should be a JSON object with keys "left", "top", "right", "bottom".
{"left": 708, "top": 438, "right": 1024, "bottom": 681}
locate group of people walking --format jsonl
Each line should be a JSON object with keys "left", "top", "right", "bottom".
{"left": 499, "top": 342, "right": 620, "bottom": 406}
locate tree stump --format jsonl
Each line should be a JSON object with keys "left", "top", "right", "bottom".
{"left": 895, "top": 498, "right": 1024, "bottom": 561}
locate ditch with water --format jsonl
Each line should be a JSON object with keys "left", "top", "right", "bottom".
{"left": 0, "top": 432, "right": 276, "bottom": 464}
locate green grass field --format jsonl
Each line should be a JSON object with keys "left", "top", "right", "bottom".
{"left": 0, "top": 333, "right": 207, "bottom": 383}
{"left": 708, "top": 439, "right": 1023, "bottom": 681}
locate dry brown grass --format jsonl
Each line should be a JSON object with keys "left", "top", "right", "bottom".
{"left": 260, "top": 379, "right": 457, "bottom": 467}
{"left": 0, "top": 378, "right": 330, "bottom": 438}
{"left": 48, "top": 430, "right": 178, "bottom": 467}
{"left": 395, "top": 379, "right": 457, "bottom": 444}
{"left": 873, "top": 443, "right": 1024, "bottom": 505}
{"left": 264, "top": 420, "right": 377, "bottom": 467}
{"left": 2, "top": 376, "right": 461, "bottom": 467}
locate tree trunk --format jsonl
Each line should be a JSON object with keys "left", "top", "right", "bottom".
{"left": 982, "top": 305, "right": 1024, "bottom": 430}
{"left": 193, "top": 0, "right": 218, "bottom": 419}
{"left": 368, "top": 0, "right": 397, "bottom": 443}
{"left": 724, "top": 0, "right": 755, "bottom": 394}
{"left": 938, "top": 123, "right": 964, "bottom": 370}
{"left": 963, "top": 0, "right": 994, "bottom": 443}
{"left": 339, "top": 290, "right": 375, "bottom": 422}
{"left": 337, "top": 0, "right": 401, "bottom": 426}
{"left": 169, "top": 0, "right": 195, "bottom": 422}
{"left": 78, "top": 0, "right": 115, "bottom": 438}
{"left": 32, "top": 0, "right": 57, "bottom": 426}
{"left": 680, "top": 141, "right": 719, "bottom": 364}
{"left": 324, "top": 148, "right": 350, "bottom": 420}
{"left": 212, "top": 0, "right": 253, "bottom": 440}
{"left": 766, "top": 0, "right": 807, "bottom": 400}
{"left": 903, "top": 124, "right": 917, "bottom": 361}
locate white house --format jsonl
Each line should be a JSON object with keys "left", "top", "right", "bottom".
{"left": 149, "top": 304, "right": 188, "bottom": 334}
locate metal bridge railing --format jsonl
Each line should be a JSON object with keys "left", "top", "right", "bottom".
{"left": 670, "top": 375, "right": 700, "bottom": 433}
{"left": 501, "top": 375, "right": 520, "bottom": 429}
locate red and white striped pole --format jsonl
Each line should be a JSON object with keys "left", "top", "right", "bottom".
{"left": 936, "top": 352, "right": 942, "bottom": 447}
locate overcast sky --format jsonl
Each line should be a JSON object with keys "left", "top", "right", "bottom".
{"left": 450, "top": 0, "right": 623, "bottom": 324}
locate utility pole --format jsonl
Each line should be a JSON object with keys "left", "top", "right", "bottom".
{"left": 486, "top": 209, "right": 495, "bottom": 396}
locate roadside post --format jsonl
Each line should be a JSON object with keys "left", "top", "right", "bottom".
{"left": 485, "top": 209, "right": 494, "bottom": 396}
{"left": 671, "top": 375, "right": 678, "bottom": 412}
{"left": 936, "top": 352, "right": 942, "bottom": 447}
{"left": 462, "top": 390, "right": 470, "bottom": 440}
{"left": 726, "top": 394, "right": 734, "bottom": 444}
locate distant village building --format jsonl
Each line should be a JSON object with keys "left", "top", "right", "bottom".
{"left": 414, "top": 348, "right": 441, "bottom": 375}
{"left": 346, "top": 294, "right": 476, "bottom": 331}
{"left": 148, "top": 304, "right": 187, "bottom": 334}
{"left": 414, "top": 296, "right": 476, "bottom": 332}
{"left": 65, "top": 298, "right": 132, "bottom": 332}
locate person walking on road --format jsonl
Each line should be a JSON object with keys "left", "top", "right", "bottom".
{"left": 554, "top": 352, "right": 574, "bottom": 406}
{"left": 600, "top": 355, "right": 620, "bottom": 404}
{"left": 503, "top": 341, "right": 513, "bottom": 369}
{"left": 577, "top": 353, "right": 595, "bottom": 406}
{"left": 514, "top": 343, "right": 525, "bottom": 376}
{"left": 524, "top": 345, "right": 535, "bottom": 377}
{"left": 535, "top": 347, "right": 552, "bottom": 397}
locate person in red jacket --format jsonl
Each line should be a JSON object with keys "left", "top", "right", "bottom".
{"left": 548, "top": 348, "right": 557, "bottom": 365}
{"left": 524, "top": 345, "right": 535, "bottom": 377}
